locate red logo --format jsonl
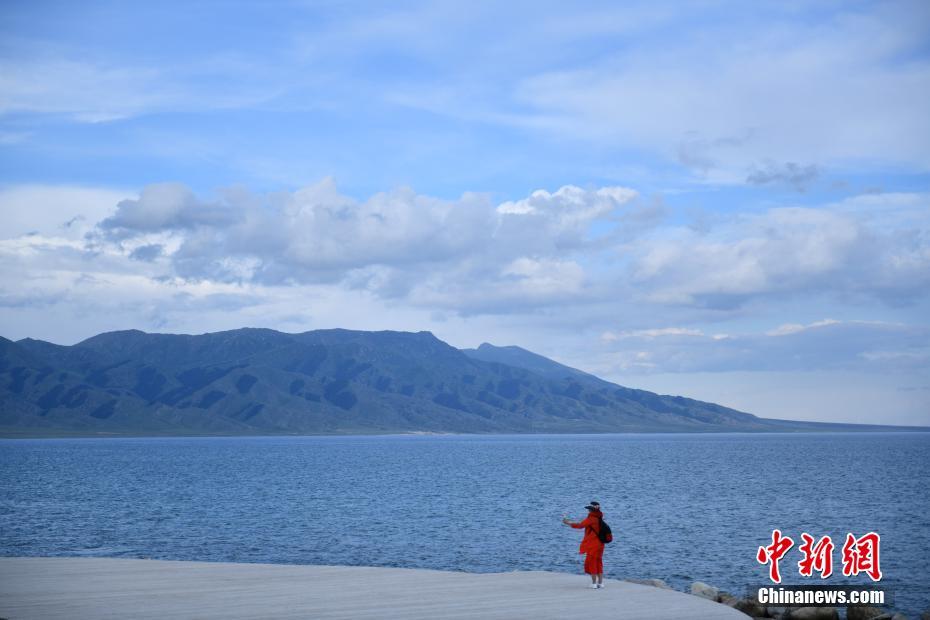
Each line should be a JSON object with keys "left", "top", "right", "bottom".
{"left": 758, "top": 530, "right": 881, "bottom": 583}
{"left": 798, "top": 533, "right": 834, "bottom": 578}
{"left": 842, "top": 532, "right": 882, "bottom": 581}
{"left": 757, "top": 529, "right": 795, "bottom": 584}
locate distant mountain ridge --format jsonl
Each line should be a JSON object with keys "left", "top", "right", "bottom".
{"left": 0, "top": 328, "right": 922, "bottom": 437}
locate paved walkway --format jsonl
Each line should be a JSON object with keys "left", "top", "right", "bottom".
{"left": 0, "top": 557, "right": 748, "bottom": 619}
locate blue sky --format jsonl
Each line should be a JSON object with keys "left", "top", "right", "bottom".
{"left": 1, "top": 0, "right": 928, "bottom": 425}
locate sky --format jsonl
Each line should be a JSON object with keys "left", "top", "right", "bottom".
{"left": 1, "top": 0, "right": 928, "bottom": 425}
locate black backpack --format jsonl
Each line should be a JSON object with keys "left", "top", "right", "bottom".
{"left": 593, "top": 517, "right": 613, "bottom": 544}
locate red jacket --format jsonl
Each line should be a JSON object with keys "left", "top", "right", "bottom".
{"left": 570, "top": 510, "right": 604, "bottom": 554}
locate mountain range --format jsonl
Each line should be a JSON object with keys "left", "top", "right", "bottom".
{"left": 0, "top": 328, "right": 921, "bottom": 437}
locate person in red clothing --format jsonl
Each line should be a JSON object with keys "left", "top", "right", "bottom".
{"left": 562, "top": 500, "right": 605, "bottom": 588}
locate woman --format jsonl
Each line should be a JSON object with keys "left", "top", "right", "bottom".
{"left": 562, "top": 501, "right": 605, "bottom": 589}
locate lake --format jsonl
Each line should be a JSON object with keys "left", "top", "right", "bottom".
{"left": 1, "top": 432, "right": 928, "bottom": 615}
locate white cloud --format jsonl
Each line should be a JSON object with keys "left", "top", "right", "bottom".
{"left": 0, "top": 181, "right": 643, "bottom": 344}
{"left": 506, "top": 3, "right": 930, "bottom": 175}
{"left": 4, "top": 182, "right": 928, "bottom": 327}
{"left": 628, "top": 199, "right": 930, "bottom": 308}
{"left": 766, "top": 319, "right": 841, "bottom": 337}
{"left": 0, "top": 185, "right": 132, "bottom": 239}
{"left": 497, "top": 185, "right": 636, "bottom": 221}
{"left": 0, "top": 48, "right": 287, "bottom": 123}
{"left": 601, "top": 327, "right": 704, "bottom": 341}
{"left": 0, "top": 58, "right": 163, "bottom": 122}
{"left": 100, "top": 183, "right": 238, "bottom": 236}
{"left": 592, "top": 319, "right": 930, "bottom": 375}
{"left": 502, "top": 257, "right": 585, "bottom": 294}
{"left": 84, "top": 180, "right": 638, "bottom": 304}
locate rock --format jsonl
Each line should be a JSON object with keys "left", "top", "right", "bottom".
{"left": 715, "top": 592, "right": 765, "bottom": 617}
{"left": 847, "top": 607, "right": 890, "bottom": 620}
{"left": 890, "top": 613, "right": 909, "bottom": 620}
{"left": 922, "top": 611, "right": 930, "bottom": 620}
{"left": 767, "top": 605, "right": 789, "bottom": 619}
{"left": 691, "top": 581, "right": 720, "bottom": 601}
{"left": 624, "top": 578, "right": 672, "bottom": 590}
{"left": 787, "top": 607, "right": 839, "bottom": 620}
{"left": 732, "top": 597, "right": 766, "bottom": 617}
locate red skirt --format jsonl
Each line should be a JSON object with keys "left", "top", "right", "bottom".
{"left": 584, "top": 545, "right": 604, "bottom": 574}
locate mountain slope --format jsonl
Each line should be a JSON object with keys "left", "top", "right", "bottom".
{"left": 0, "top": 328, "right": 922, "bottom": 437}
{"left": 462, "top": 343, "right": 600, "bottom": 382}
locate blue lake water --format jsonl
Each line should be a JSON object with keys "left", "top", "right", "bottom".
{"left": 1, "top": 433, "right": 928, "bottom": 614}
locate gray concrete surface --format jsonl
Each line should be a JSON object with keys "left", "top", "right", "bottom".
{"left": 0, "top": 557, "right": 748, "bottom": 619}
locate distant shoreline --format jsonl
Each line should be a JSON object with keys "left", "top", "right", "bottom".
{"left": 3, "top": 427, "right": 929, "bottom": 440}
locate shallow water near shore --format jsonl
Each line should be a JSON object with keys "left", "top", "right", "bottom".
{"left": 2, "top": 432, "right": 928, "bottom": 614}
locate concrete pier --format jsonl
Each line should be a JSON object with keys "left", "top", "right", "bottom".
{"left": 0, "top": 557, "right": 748, "bottom": 619}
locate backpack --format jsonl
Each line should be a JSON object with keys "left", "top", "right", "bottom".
{"left": 594, "top": 517, "right": 613, "bottom": 544}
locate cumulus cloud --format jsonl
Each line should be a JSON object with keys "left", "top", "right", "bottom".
{"left": 87, "top": 180, "right": 639, "bottom": 308}
{"left": 497, "top": 185, "right": 635, "bottom": 227}
{"left": 99, "top": 183, "right": 239, "bottom": 237}
{"left": 397, "top": 256, "right": 594, "bottom": 316}
{"left": 3, "top": 180, "right": 927, "bottom": 325}
{"left": 628, "top": 200, "right": 930, "bottom": 308}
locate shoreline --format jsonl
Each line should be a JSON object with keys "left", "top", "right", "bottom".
{"left": 2, "top": 428, "right": 929, "bottom": 440}
{"left": 0, "top": 556, "right": 748, "bottom": 619}
{"left": 1, "top": 557, "right": 919, "bottom": 619}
